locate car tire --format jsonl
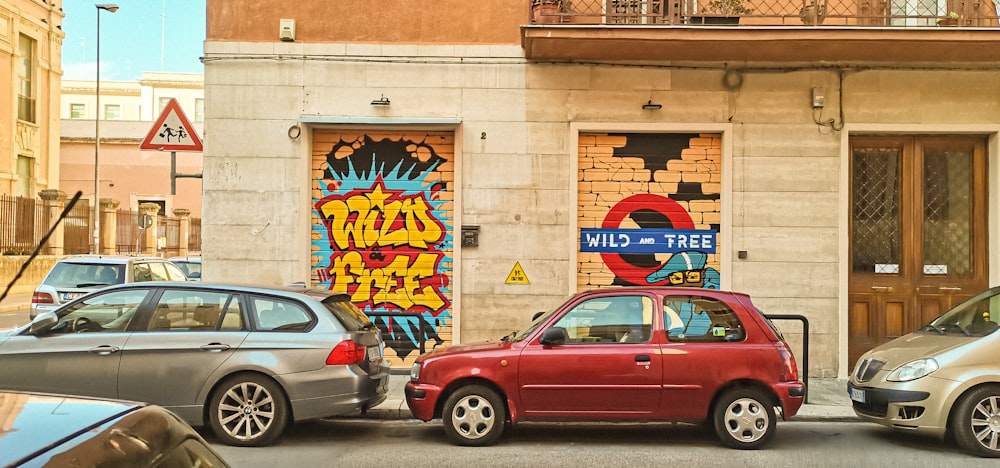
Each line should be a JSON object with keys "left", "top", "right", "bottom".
{"left": 712, "top": 388, "right": 776, "bottom": 449}
{"left": 442, "top": 384, "right": 505, "bottom": 446}
{"left": 208, "top": 374, "right": 289, "bottom": 447}
{"left": 950, "top": 385, "right": 1000, "bottom": 458}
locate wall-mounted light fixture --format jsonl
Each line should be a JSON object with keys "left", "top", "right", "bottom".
{"left": 642, "top": 99, "right": 662, "bottom": 110}
{"left": 370, "top": 95, "right": 391, "bottom": 106}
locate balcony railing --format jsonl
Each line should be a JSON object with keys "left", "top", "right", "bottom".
{"left": 529, "top": 0, "right": 1000, "bottom": 27}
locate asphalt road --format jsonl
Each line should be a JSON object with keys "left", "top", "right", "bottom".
{"left": 207, "top": 419, "right": 997, "bottom": 467}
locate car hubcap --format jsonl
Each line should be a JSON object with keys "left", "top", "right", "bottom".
{"left": 451, "top": 394, "right": 495, "bottom": 440}
{"left": 218, "top": 382, "right": 275, "bottom": 441}
{"left": 971, "top": 395, "right": 1000, "bottom": 451}
{"left": 723, "top": 397, "right": 768, "bottom": 443}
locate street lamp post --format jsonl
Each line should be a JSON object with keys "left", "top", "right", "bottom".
{"left": 93, "top": 3, "right": 118, "bottom": 254}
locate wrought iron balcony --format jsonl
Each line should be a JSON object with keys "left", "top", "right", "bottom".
{"left": 528, "top": 0, "right": 1000, "bottom": 27}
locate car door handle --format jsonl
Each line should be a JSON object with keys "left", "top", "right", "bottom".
{"left": 635, "top": 355, "right": 651, "bottom": 363}
{"left": 88, "top": 345, "right": 120, "bottom": 355}
{"left": 200, "top": 343, "right": 231, "bottom": 352}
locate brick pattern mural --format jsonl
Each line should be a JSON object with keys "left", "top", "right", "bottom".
{"left": 311, "top": 130, "right": 454, "bottom": 368}
{"left": 578, "top": 133, "right": 722, "bottom": 290}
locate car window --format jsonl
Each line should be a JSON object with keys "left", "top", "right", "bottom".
{"left": 148, "top": 262, "right": 171, "bottom": 281}
{"left": 146, "top": 290, "right": 239, "bottom": 331}
{"left": 665, "top": 295, "right": 745, "bottom": 342}
{"left": 321, "top": 296, "right": 372, "bottom": 331}
{"left": 163, "top": 262, "right": 189, "bottom": 281}
{"left": 133, "top": 263, "right": 153, "bottom": 282}
{"left": 174, "top": 261, "right": 201, "bottom": 280}
{"left": 926, "top": 288, "right": 1000, "bottom": 336}
{"left": 43, "top": 262, "right": 125, "bottom": 288}
{"left": 251, "top": 297, "right": 314, "bottom": 331}
{"left": 550, "top": 295, "right": 653, "bottom": 343}
{"left": 51, "top": 289, "right": 151, "bottom": 333}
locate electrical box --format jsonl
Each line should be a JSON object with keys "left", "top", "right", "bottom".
{"left": 279, "top": 19, "right": 296, "bottom": 42}
{"left": 811, "top": 87, "right": 825, "bottom": 108}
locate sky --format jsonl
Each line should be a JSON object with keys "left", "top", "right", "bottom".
{"left": 61, "top": 0, "right": 206, "bottom": 81}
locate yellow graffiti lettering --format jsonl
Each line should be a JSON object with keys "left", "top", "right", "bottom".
{"left": 329, "top": 251, "right": 446, "bottom": 312}
{"left": 319, "top": 184, "right": 443, "bottom": 251}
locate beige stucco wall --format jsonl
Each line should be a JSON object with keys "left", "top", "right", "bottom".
{"left": 203, "top": 41, "right": 1000, "bottom": 378}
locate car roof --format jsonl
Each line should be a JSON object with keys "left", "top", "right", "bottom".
{"left": 0, "top": 391, "right": 141, "bottom": 465}
{"left": 104, "top": 281, "right": 349, "bottom": 301}
{"left": 58, "top": 255, "right": 168, "bottom": 264}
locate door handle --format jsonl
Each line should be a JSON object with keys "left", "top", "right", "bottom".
{"left": 88, "top": 345, "right": 120, "bottom": 355}
{"left": 200, "top": 343, "right": 231, "bottom": 352}
{"left": 939, "top": 287, "right": 962, "bottom": 292}
{"left": 635, "top": 355, "right": 651, "bottom": 367}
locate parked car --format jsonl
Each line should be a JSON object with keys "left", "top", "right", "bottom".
{"left": 848, "top": 285, "right": 1000, "bottom": 458}
{"left": 2, "top": 282, "right": 390, "bottom": 447}
{"left": 30, "top": 255, "right": 188, "bottom": 319}
{"left": 405, "top": 287, "right": 805, "bottom": 448}
{"left": 0, "top": 391, "right": 229, "bottom": 467}
{"left": 169, "top": 256, "right": 202, "bottom": 281}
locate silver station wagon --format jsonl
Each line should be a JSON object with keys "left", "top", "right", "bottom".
{"left": 0, "top": 282, "right": 390, "bottom": 447}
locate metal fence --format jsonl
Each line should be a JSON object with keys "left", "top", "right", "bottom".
{"left": 0, "top": 194, "right": 48, "bottom": 255}
{"left": 531, "top": 0, "right": 1000, "bottom": 26}
{"left": 0, "top": 195, "right": 200, "bottom": 257}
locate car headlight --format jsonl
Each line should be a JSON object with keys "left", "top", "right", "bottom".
{"left": 410, "top": 362, "right": 421, "bottom": 382}
{"left": 886, "top": 358, "right": 939, "bottom": 382}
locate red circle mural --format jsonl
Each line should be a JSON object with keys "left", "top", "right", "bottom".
{"left": 599, "top": 194, "right": 695, "bottom": 285}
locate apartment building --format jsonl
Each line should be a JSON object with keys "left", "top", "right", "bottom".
{"left": 203, "top": 0, "right": 1000, "bottom": 373}
{"left": 1, "top": 0, "right": 63, "bottom": 198}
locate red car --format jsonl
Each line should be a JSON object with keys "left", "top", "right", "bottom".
{"left": 405, "top": 287, "right": 805, "bottom": 448}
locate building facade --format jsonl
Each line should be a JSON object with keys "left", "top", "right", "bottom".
{"left": 1, "top": 0, "right": 63, "bottom": 197}
{"left": 60, "top": 72, "right": 204, "bottom": 217}
{"left": 203, "top": 0, "right": 1000, "bottom": 375}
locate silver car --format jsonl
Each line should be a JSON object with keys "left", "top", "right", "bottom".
{"left": 1, "top": 282, "right": 390, "bottom": 447}
{"left": 848, "top": 286, "right": 1000, "bottom": 457}
{"left": 30, "top": 255, "right": 188, "bottom": 319}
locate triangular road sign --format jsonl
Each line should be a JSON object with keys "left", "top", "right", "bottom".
{"left": 140, "top": 98, "right": 203, "bottom": 151}
{"left": 505, "top": 262, "right": 530, "bottom": 285}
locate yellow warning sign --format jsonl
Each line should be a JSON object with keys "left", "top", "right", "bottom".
{"left": 505, "top": 262, "right": 530, "bottom": 285}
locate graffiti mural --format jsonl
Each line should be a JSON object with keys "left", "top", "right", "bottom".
{"left": 578, "top": 133, "right": 721, "bottom": 289}
{"left": 311, "top": 132, "right": 454, "bottom": 367}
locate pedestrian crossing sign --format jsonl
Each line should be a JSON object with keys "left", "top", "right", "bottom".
{"left": 140, "top": 98, "right": 203, "bottom": 151}
{"left": 505, "top": 262, "right": 530, "bottom": 285}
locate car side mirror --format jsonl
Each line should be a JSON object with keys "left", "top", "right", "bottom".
{"left": 531, "top": 311, "right": 545, "bottom": 321}
{"left": 539, "top": 327, "right": 568, "bottom": 346}
{"left": 29, "top": 312, "right": 58, "bottom": 335}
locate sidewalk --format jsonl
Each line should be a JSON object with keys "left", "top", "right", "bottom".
{"left": 364, "top": 373, "right": 858, "bottom": 422}
{"left": 0, "top": 291, "right": 31, "bottom": 314}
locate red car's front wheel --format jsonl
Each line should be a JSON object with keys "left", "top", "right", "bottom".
{"left": 442, "top": 384, "right": 505, "bottom": 446}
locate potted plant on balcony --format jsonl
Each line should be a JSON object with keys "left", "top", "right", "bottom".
{"left": 937, "top": 11, "right": 960, "bottom": 26}
{"left": 690, "top": 0, "right": 752, "bottom": 25}
{"left": 532, "top": 0, "right": 566, "bottom": 24}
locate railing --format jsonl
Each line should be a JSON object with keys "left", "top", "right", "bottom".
{"left": 530, "top": 0, "right": 1000, "bottom": 27}
{"left": 0, "top": 195, "right": 200, "bottom": 257}
{"left": 765, "top": 313, "right": 810, "bottom": 402}
{"left": 0, "top": 195, "right": 48, "bottom": 255}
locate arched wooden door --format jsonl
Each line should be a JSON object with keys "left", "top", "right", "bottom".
{"left": 848, "top": 136, "right": 988, "bottom": 368}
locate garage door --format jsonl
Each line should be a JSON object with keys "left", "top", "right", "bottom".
{"left": 578, "top": 132, "right": 722, "bottom": 290}
{"left": 311, "top": 130, "right": 454, "bottom": 368}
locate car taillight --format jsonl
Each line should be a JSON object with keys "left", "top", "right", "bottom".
{"left": 777, "top": 342, "right": 799, "bottom": 382}
{"left": 326, "top": 340, "right": 366, "bottom": 365}
{"left": 32, "top": 292, "right": 54, "bottom": 305}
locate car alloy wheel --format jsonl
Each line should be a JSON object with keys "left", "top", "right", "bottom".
{"left": 713, "top": 388, "right": 776, "bottom": 449}
{"left": 209, "top": 374, "right": 289, "bottom": 447}
{"left": 951, "top": 385, "right": 1000, "bottom": 457}
{"left": 442, "top": 384, "right": 505, "bottom": 446}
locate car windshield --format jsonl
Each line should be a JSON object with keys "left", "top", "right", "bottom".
{"left": 924, "top": 288, "right": 1000, "bottom": 337}
{"left": 44, "top": 263, "right": 125, "bottom": 288}
{"left": 506, "top": 307, "right": 559, "bottom": 342}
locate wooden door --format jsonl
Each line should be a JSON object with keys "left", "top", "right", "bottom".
{"left": 848, "top": 136, "right": 988, "bottom": 368}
